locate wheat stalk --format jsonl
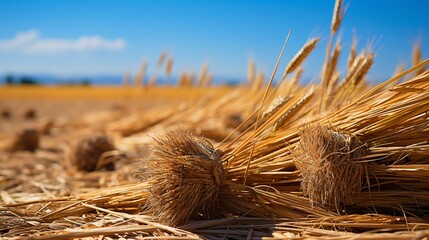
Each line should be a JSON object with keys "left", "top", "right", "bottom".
{"left": 331, "top": 0, "right": 344, "bottom": 34}
{"left": 157, "top": 51, "right": 167, "bottom": 67}
{"left": 148, "top": 73, "right": 158, "bottom": 86}
{"left": 327, "top": 42, "right": 342, "bottom": 84}
{"left": 197, "top": 63, "right": 209, "bottom": 87}
{"left": 165, "top": 57, "right": 173, "bottom": 83}
{"left": 283, "top": 38, "right": 319, "bottom": 77}
{"left": 320, "top": 41, "right": 342, "bottom": 111}
{"left": 178, "top": 72, "right": 187, "bottom": 87}
{"left": 384, "top": 64, "right": 405, "bottom": 89}
{"left": 247, "top": 59, "right": 255, "bottom": 85}
{"left": 320, "top": 0, "right": 344, "bottom": 102}
{"left": 353, "top": 52, "right": 374, "bottom": 85}
{"left": 134, "top": 61, "right": 147, "bottom": 87}
{"left": 273, "top": 87, "right": 315, "bottom": 131}
{"left": 251, "top": 72, "right": 265, "bottom": 92}
{"left": 331, "top": 51, "right": 373, "bottom": 106}
{"left": 413, "top": 43, "right": 426, "bottom": 76}
{"left": 348, "top": 36, "right": 358, "bottom": 72}
{"left": 262, "top": 95, "right": 291, "bottom": 119}
{"left": 122, "top": 70, "right": 130, "bottom": 87}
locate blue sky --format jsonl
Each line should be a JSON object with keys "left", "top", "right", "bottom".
{"left": 0, "top": 0, "right": 428, "bottom": 83}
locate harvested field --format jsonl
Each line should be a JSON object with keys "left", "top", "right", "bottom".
{"left": 2, "top": 69, "right": 429, "bottom": 239}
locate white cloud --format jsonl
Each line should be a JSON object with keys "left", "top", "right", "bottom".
{"left": 0, "top": 29, "right": 125, "bottom": 54}
{"left": 0, "top": 29, "right": 40, "bottom": 49}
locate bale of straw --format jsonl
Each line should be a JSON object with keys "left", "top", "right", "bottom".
{"left": 1, "top": 109, "right": 11, "bottom": 119}
{"left": 140, "top": 129, "right": 226, "bottom": 226}
{"left": 294, "top": 124, "right": 368, "bottom": 208}
{"left": 24, "top": 108, "right": 36, "bottom": 119}
{"left": 69, "top": 134, "right": 116, "bottom": 172}
{"left": 10, "top": 128, "right": 40, "bottom": 152}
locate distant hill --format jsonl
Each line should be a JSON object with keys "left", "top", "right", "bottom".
{"left": 0, "top": 73, "right": 246, "bottom": 86}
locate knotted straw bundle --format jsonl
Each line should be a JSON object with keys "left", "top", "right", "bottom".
{"left": 69, "top": 134, "right": 116, "bottom": 172}
{"left": 11, "top": 128, "right": 40, "bottom": 152}
{"left": 295, "top": 124, "right": 368, "bottom": 208}
{"left": 141, "top": 129, "right": 226, "bottom": 226}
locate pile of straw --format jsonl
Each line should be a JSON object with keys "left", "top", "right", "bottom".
{"left": 68, "top": 134, "right": 117, "bottom": 171}
{"left": 140, "top": 129, "right": 226, "bottom": 226}
{"left": 24, "top": 108, "right": 36, "bottom": 119}
{"left": 294, "top": 124, "right": 368, "bottom": 207}
{"left": 8, "top": 128, "right": 40, "bottom": 152}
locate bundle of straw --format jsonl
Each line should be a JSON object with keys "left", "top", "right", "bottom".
{"left": 68, "top": 134, "right": 117, "bottom": 171}
{"left": 294, "top": 124, "right": 368, "bottom": 207}
{"left": 139, "top": 129, "right": 226, "bottom": 226}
